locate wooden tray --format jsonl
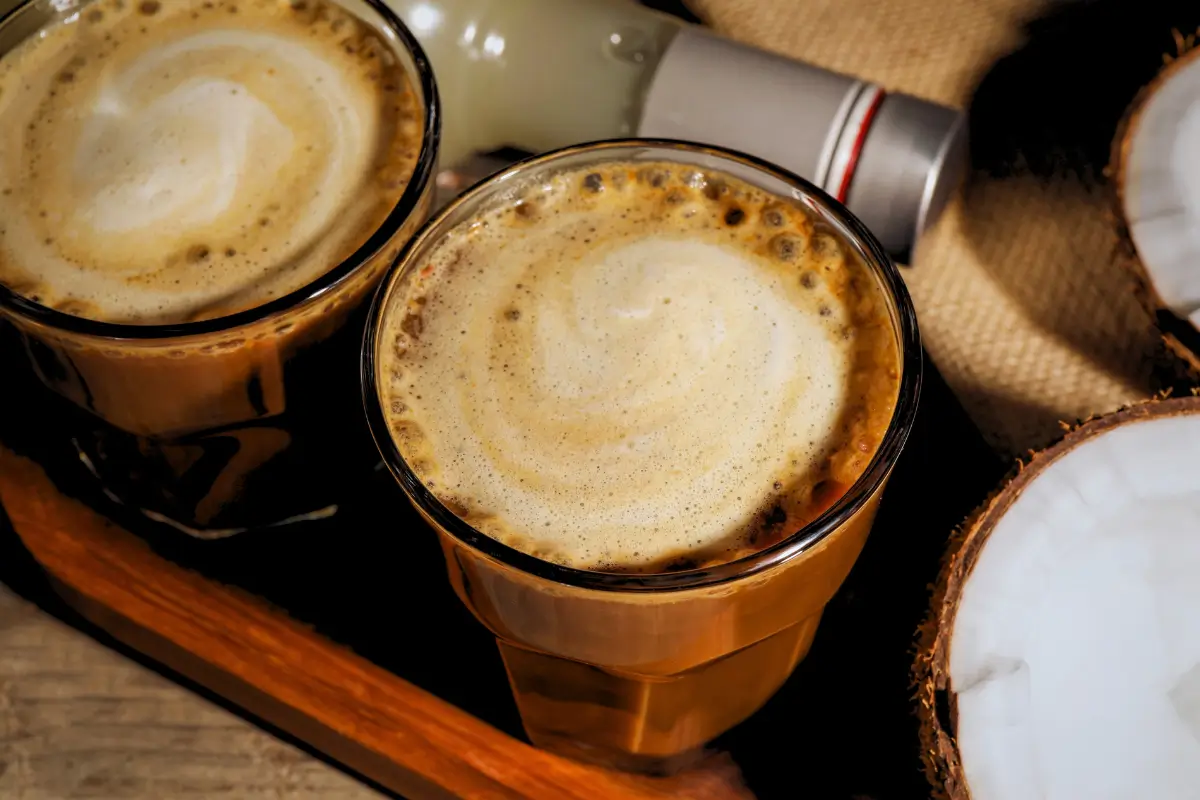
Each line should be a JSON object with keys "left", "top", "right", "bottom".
{"left": 0, "top": 316, "right": 1005, "bottom": 799}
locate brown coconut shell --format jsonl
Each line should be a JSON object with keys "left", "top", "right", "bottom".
{"left": 912, "top": 394, "right": 1200, "bottom": 800}
{"left": 1109, "top": 34, "right": 1200, "bottom": 380}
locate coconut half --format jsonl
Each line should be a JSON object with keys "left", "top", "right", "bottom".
{"left": 915, "top": 397, "right": 1200, "bottom": 800}
{"left": 1113, "top": 42, "right": 1200, "bottom": 372}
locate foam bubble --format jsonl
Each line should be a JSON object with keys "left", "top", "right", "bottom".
{"left": 380, "top": 163, "right": 901, "bottom": 572}
{"left": 0, "top": 0, "right": 422, "bottom": 323}
{"left": 75, "top": 74, "right": 295, "bottom": 233}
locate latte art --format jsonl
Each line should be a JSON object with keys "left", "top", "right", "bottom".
{"left": 381, "top": 162, "right": 901, "bottom": 571}
{"left": 0, "top": 0, "right": 421, "bottom": 323}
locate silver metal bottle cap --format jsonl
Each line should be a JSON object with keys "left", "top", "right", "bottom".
{"left": 845, "top": 92, "right": 968, "bottom": 263}
{"left": 638, "top": 28, "right": 968, "bottom": 262}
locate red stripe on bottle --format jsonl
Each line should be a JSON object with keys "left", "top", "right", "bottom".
{"left": 836, "top": 90, "right": 887, "bottom": 204}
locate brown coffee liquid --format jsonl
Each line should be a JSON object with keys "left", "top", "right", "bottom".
{"left": 380, "top": 161, "right": 900, "bottom": 572}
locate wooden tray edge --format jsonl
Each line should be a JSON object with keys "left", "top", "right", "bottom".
{"left": 0, "top": 446, "right": 751, "bottom": 800}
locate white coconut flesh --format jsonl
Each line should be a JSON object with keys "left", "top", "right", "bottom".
{"left": 1122, "top": 51, "right": 1200, "bottom": 330}
{"left": 950, "top": 411, "right": 1200, "bottom": 799}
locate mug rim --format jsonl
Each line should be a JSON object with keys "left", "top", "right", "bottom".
{"left": 362, "top": 138, "right": 923, "bottom": 593}
{"left": 0, "top": 0, "right": 441, "bottom": 340}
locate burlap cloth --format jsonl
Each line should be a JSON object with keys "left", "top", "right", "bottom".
{"left": 694, "top": 0, "right": 1160, "bottom": 458}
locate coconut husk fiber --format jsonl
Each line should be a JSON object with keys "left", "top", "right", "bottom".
{"left": 691, "top": 0, "right": 1199, "bottom": 458}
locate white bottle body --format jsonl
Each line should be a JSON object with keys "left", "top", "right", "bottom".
{"left": 390, "top": 0, "right": 679, "bottom": 166}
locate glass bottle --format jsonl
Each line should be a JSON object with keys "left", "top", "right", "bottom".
{"left": 391, "top": 0, "right": 966, "bottom": 259}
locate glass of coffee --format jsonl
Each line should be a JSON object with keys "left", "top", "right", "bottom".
{"left": 0, "top": 0, "right": 438, "bottom": 536}
{"left": 364, "top": 140, "right": 920, "bottom": 772}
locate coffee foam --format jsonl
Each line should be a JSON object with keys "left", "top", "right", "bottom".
{"left": 0, "top": 0, "right": 422, "bottom": 324}
{"left": 380, "top": 162, "right": 900, "bottom": 572}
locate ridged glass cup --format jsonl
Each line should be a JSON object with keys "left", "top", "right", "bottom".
{"left": 0, "top": 0, "right": 440, "bottom": 537}
{"left": 363, "top": 140, "right": 921, "bottom": 773}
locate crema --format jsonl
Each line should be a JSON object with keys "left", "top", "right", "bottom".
{"left": 0, "top": 0, "right": 421, "bottom": 323}
{"left": 380, "top": 162, "right": 900, "bottom": 572}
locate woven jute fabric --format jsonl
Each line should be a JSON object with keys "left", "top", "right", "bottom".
{"left": 693, "top": 0, "right": 1161, "bottom": 458}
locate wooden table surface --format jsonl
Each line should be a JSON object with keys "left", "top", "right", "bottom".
{"left": 0, "top": 581, "right": 384, "bottom": 800}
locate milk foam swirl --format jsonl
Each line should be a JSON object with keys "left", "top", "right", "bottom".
{"left": 0, "top": 0, "right": 421, "bottom": 323}
{"left": 382, "top": 164, "right": 900, "bottom": 571}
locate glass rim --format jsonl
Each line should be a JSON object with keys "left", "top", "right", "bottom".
{"left": 362, "top": 138, "right": 923, "bottom": 593}
{"left": 0, "top": 0, "right": 441, "bottom": 340}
